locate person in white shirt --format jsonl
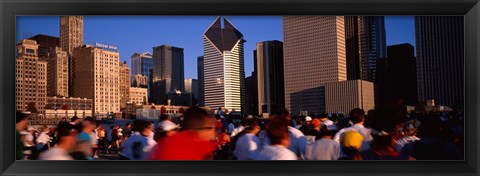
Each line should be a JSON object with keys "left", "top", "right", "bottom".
{"left": 255, "top": 115, "right": 297, "bottom": 160}
{"left": 36, "top": 125, "right": 51, "bottom": 151}
{"left": 259, "top": 109, "right": 307, "bottom": 159}
{"left": 333, "top": 108, "right": 374, "bottom": 153}
{"left": 307, "top": 125, "right": 340, "bottom": 160}
{"left": 39, "top": 124, "right": 78, "bottom": 160}
{"left": 233, "top": 119, "right": 261, "bottom": 160}
{"left": 119, "top": 120, "right": 157, "bottom": 160}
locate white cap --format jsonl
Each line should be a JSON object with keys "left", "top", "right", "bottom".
{"left": 160, "top": 120, "right": 180, "bottom": 132}
{"left": 322, "top": 120, "right": 337, "bottom": 130}
{"left": 247, "top": 115, "right": 254, "bottom": 119}
{"left": 305, "top": 116, "right": 312, "bottom": 121}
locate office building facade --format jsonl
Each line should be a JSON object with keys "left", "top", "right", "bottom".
{"left": 415, "top": 16, "right": 464, "bottom": 108}
{"left": 256, "top": 40, "right": 285, "bottom": 115}
{"left": 185, "top": 78, "right": 199, "bottom": 105}
{"left": 152, "top": 45, "right": 185, "bottom": 105}
{"left": 16, "top": 39, "right": 48, "bottom": 113}
{"left": 46, "top": 47, "right": 69, "bottom": 97}
{"left": 119, "top": 61, "right": 130, "bottom": 109}
{"left": 60, "top": 16, "right": 84, "bottom": 97}
{"left": 203, "top": 16, "right": 245, "bottom": 111}
{"left": 28, "top": 34, "right": 60, "bottom": 59}
{"left": 129, "top": 87, "right": 148, "bottom": 105}
{"left": 344, "top": 16, "right": 387, "bottom": 82}
{"left": 324, "top": 80, "right": 375, "bottom": 114}
{"left": 131, "top": 74, "right": 148, "bottom": 88}
{"left": 72, "top": 45, "right": 120, "bottom": 114}
{"left": 376, "top": 43, "right": 418, "bottom": 107}
{"left": 197, "top": 56, "right": 205, "bottom": 106}
{"left": 283, "top": 16, "right": 346, "bottom": 115}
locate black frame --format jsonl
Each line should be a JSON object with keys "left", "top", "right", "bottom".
{"left": 1, "top": 0, "right": 479, "bottom": 175}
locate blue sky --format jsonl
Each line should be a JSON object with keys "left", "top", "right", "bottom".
{"left": 16, "top": 16, "right": 415, "bottom": 79}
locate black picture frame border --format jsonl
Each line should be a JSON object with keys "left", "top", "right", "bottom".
{"left": 1, "top": 0, "right": 479, "bottom": 176}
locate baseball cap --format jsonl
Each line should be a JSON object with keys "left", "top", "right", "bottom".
{"left": 322, "top": 119, "right": 337, "bottom": 130}
{"left": 312, "top": 118, "right": 321, "bottom": 127}
{"left": 305, "top": 116, "right": 312, "bottom": 121}
{"left": 340, "top": 131, "right": 364, "bottom": 150}
{"left": 160, "top": 120, "right": 180, "bottom": 132}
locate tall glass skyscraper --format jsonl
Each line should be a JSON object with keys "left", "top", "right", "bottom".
{"left": 152, "top": 45, "right": 185, "bottom": 105}
{"left": 344, "top": 16, "right": 387, "bottom": 82}
{"left": 131, "top": 52, "right": 153, "bottom": 102}
{"left": 203, "top": 16, "right": 245, "bottom": 112}
{"left": 131, "top": 52, "right": 153, "bottom": 76}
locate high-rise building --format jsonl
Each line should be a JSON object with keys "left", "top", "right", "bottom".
{"left": 324, "top": 80, "right": 375, "bottom": 114}
{"left": 129, "top": 87, "right": 148, "bottom": 105}
{"left": 197, "top": 56, "right": 205, "bottom": 106}
{"left": 46, "top": 47, "right": 69, "bottom": 97}
{"left": 245, "top": 74, "right": 258, "bottom": 116}
{"left": 344, "top": 16, "right": 387, "bottom": 82}
{"left": 60, "top": 16, "right": 84, "bottom": 97}
{"left": 283, "top": 16, "right": 347, "bottom": 115}
{"left": 60, "top": 16, "right": 84, "bottom": 56}
{"left": 131, "top": 74, "right": 148, "bottom": 88}
{"left": 415, "top": 16, "right": 464, "bottom": 108}
{"left": 28, "top": 34, "right": 60, "bottom": 59}
{"left": 131, "top": 52, "right": 153, "bottom": 102}
{"left": 119, "top": 61, "right": 130, "bottom": 110}
{"left": 130, "top": 52, "right": 153, "bottom": 76}
{"left": 152, "top": 45, "right": 185, "bottom": 105}
{"left": 245, "top": 50, "right": 259, "bottom": 116}
{"left": 203, "top": 16, "right": 245, "bottom": 112}
{"left": 16, "top": 39, "right": 48, "bottom": 113}
{"left": 72, "top": 45, "right": 120, "bottom": 114}
{"left": 376, "top": 43, "right": 418, "bottom": 107}
{"left": 256, "top": 40, "right": 285, "bottom": 115}
{"left": 185, "top": 78, "right": 199, "bottom": 104}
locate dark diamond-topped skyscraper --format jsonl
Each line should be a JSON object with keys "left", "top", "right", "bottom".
{"left": 203, "top": 16, "right": 245, "bottom": 112}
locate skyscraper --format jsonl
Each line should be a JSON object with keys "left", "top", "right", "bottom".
{"left": 130, "top": 52, "right": 153, "bottom": 76}
{"left": 60, "top": 16, "right": 84, "bottom": 56}
{"left": 344, "top": 16, "right": 387, "bottom": 82}
{"left": 131, "top": 52, "right": 153, "bottom": 102}
{"left": 376, "top": 43, "right": 418, "bottom": 108}
{"left": 256, "top": 40, "right": 285, "bottom": 115}
{"left": 197, "top": 56, "right": 205, "bottom": 106}
{"left": 152, "top": 45, "right": 185, "bottom": 105}
{"left": 46, "top": 47, "right": 69, "bottom": 97}
{"left": 72, "top": 45, "right": 120, "bottom": 114}
{"left": 415, "top": 16, "right": 464, "bottom": 108}
{"left": 245, "top": 50, "right": 259, "bottom": 116}
{"left": 185, "top": 78, "right": 199, "bottom": 105}
{"left": 203, "top": 16, "right": 245, "bottom": 112}
{"left": 28, "top": 34, "right": 60, "bottom": 59}
{"left": 60, "top": 16, "right": 84, "bottom": 97}
{"left": 283, "top": 16, "right": 347, "bottom": 115}
{"left": 119, "top": 61, "right": 131, "bottom": 110}
{"left": 16, "top": 39, "right": 48, "bottom": 113}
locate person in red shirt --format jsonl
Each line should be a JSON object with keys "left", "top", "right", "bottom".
{"left": 150, "top": 106, "right": 217, "bottom": 160}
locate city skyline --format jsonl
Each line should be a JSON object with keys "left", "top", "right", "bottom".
{"left": 16, "top": 16, "right": 416, "bottom": 80}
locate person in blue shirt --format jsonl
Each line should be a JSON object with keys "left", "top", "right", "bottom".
{"left": 75, "top": 117, "right": 97, "bottom": 160}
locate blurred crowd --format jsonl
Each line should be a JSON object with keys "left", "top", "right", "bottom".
{"left": 15, "top": 105, "right": 464, "bottom": 160}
